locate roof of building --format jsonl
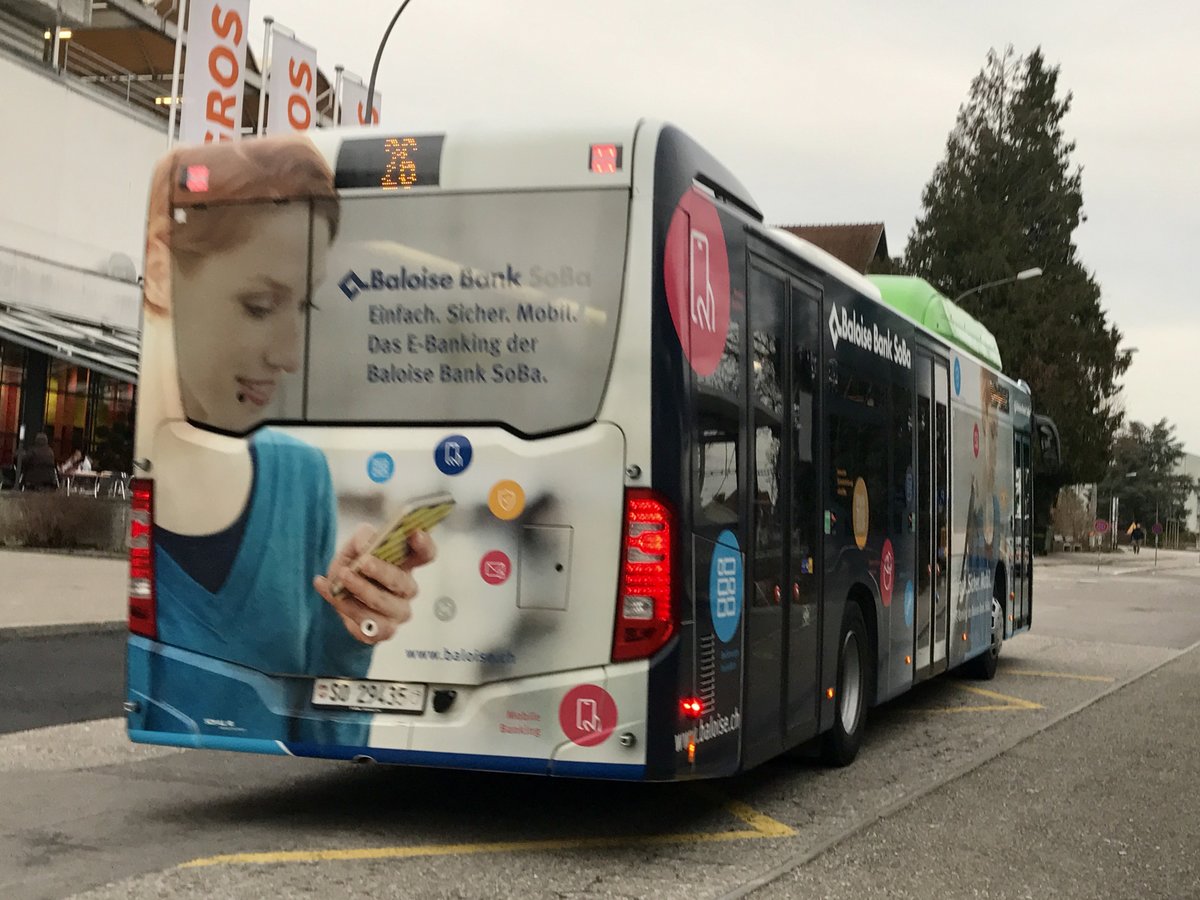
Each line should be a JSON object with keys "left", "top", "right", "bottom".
{"left": 0, "top": 0, "right": 336, "bottom": 128}
{"left": 773, "top": 223, "right": 888, "bottom": 274}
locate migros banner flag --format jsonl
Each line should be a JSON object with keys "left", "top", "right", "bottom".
{"left": 266, "top": 33, "right": 317, "bottom": 134}
{"left": 340, "top": 76, "right": 382, "bottom": 127}
{"left": 179, "top": 0, "right": 251, "bottom": 144}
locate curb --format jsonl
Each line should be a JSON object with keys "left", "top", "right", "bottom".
{"left": 0, "top": 620, "right": 126, "bottom": 640}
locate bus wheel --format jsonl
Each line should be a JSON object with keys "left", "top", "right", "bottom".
{"left": 821, "top": 602, "right": 872, "bottom": 767}
{"left": 965, "top": 586, "right": 1004, "bottom": 680}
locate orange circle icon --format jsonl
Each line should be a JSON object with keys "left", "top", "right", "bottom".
{"left": 852, "top": 477, "right": 869, "bottom": 550}
{"left": 488, "top": 480, "right": 526, "bottom": 520}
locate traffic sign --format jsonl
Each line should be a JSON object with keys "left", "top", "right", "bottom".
{"left": 1151, "top": 522, "right": 1164, "bottom": 535}
{"left": 1094, "top": 519, "right": 1109, "bottom": 534}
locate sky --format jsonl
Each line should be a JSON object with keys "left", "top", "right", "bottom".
{"left": 247, "top": 0, "right": 1200, "bottom": 455}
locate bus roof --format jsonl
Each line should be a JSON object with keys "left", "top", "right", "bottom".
{"left": 867, "top": 275, "right": 1003, "bottom": 371}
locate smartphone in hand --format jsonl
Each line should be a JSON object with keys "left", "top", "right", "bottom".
{"left": 330, "top": 491, "right": 455, "bottom": 598}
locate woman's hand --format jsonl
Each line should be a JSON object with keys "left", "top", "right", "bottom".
{"left": 313, "top": 525, "right": 437, "bottom": 645}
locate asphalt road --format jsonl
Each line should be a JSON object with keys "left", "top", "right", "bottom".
{"left": 0, "top": 631, "right": 125, "bottom": 735}
{"left": 0, "top": 553, "right": 1196, "bottom": 899}
{"left": 757, "top": 645, "right": 1200, "bottom": 900}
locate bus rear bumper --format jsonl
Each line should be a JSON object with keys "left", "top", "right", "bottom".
{"left": 126, "top": 636, "right": 649, "bottom": 780}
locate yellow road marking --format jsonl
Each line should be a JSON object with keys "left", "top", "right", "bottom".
{"left": 1005, "top": 669, "right": 1115, "bottom": 683}
{"left": 712, "top": 796, "right": 796, "bottom": 838}
{"left": 180, "top": 796, "right": 794, "bottom": 868}
{"left": 922, "top": 684, "right": 1043, "bottom": 714}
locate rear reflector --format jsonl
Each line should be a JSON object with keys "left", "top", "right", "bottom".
{"left": 612, "top": 489, "right": 676, "bottom": 662}
{"left": 128, "top": 478, "right": 156, "bottom": 638}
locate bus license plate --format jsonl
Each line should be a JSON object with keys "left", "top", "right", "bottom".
{"left": 311, "top": 678, "right": 426, "bottom": 713}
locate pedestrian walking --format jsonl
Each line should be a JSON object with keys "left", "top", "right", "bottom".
{"left": 1131, "top": 523, "right": 1145, "bottom": 554}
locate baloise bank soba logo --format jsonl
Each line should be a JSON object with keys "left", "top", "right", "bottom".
{"left": 340, "top": 270, "right": 367, "bottom": 301}
{"left": 337, "top": 266, "right": 477, "bottom": 301}
{"left": 827, "top": 304, "right": 912, "bottom": 369}
{"left": 338, "top": 270, "right": 369, "bottom": 300}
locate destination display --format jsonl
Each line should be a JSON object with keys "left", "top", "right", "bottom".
{"left": 335, "top": 134, "right": 446, "bottom": 191}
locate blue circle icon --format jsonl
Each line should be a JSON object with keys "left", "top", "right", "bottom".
{"left": 435, "top": 434, "right": 472, "bottom": 475}
{"left": 367, "top": 452, "right": 394, "bottom": 483}
{"left": 710, "top": 530, "right": 743, "bottom": 643}
{"left": 904, "top": 580, "right": 915, "bottom": 628}
{"left": 953, "top": 358, "right": 962, "bottom": 396}
{"left": 904, "top": 468, "right": 914, "bottom": 507}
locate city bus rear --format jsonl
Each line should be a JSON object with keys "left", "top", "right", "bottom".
{"left": 125, "top": 125, "right": 671, "bottom": 779}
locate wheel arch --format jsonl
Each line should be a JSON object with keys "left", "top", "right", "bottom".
{"left": 994, "top": 561, "right": 1009, "bottom": 636}
{"left": 846, "top": 581, "right": 879, "bottom": 705}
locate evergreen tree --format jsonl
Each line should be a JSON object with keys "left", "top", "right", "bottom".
{"left": 905, "top": 47, "right": 1131, "bottom": 545}
{"left": 1098, "top": 419, "right": 1198, "bottom": 529}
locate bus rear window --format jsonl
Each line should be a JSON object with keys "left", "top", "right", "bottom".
{"left": 171, "top": 189, "right": 629, "bottom": 435}
{"left": 305, "top": 189, "right": 629, "bottom": 434}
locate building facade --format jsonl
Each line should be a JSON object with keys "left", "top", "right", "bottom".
{"left": 0, "top": 0, "right": 347, "bottom": 483}
{"left": 0, "top": 1, "right": 165, "bottom": 478}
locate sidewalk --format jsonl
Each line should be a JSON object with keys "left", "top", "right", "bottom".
{"left": 0, "top": 549, "right": 127, "bottom": 637}
{"left": 1038, "top": 546, "right": 1200, "bottom": 571}
{"left": 2, "top": 545, "right": 1193, "bottom": 638}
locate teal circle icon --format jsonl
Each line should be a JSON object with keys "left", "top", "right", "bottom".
{"left": 710, "top": 531, "right": 743, "bottom": 643}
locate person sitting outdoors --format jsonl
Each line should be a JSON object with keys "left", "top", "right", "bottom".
{"left": 20, "top": 434, "right": 58, "bottom": 491}
{"left": 60, "top": 449, "right": 94, "bottom": 477}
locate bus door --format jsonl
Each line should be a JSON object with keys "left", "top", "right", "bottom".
{"left": 785, "top": 279, "right": 822, "bottom": 742}
{"left": 914, "top": 351, "right": 951, "bottom": 678}
{"left": 1013, "top": 431, "right": 1032, "bottom": 628}
{"left": 742, "top": 260, "right": 822, "bottom": 767}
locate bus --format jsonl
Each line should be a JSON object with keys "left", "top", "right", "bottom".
{"left": 125, "top": 121, "right": 1058, "bottom": 780}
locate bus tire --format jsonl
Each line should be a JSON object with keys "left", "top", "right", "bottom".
{"left": 965, "top": 580, "right": 1004, "bottom": 680}
{"left": 821, "top": 601, "right": 872, "bottom": 767}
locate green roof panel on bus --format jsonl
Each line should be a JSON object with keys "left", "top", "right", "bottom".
{"left": 867, "top": 275, "right": 1003, "bottom": 371}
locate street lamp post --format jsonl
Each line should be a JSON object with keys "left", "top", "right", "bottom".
{"left": 952, "top": 267, "right": 1043, "bottom": 305}
{"left": 366, "top": 0, "right": 418, "bottom": 120}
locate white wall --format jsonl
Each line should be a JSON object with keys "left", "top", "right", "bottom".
{"left": 0, "top": 53, "right": 164, "bottom": 280}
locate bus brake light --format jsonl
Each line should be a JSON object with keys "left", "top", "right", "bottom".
{"left": 612, "top": 489, "right": 675, "bottom": 662}
{"left": 589, "top": 143, "right": 623, "bottom": 174}
{"left": 128, "top": 478, "right": 157, "bottom": 639}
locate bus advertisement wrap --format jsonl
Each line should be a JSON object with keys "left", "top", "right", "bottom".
{"left": 128, "top": 135, "right": 646, "bottom": 776}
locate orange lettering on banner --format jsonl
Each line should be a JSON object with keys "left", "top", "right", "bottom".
{"left": 357, "top": 101, "right": 380, "bottom": 125}
{"left": 287, "top": 94, "right": 311, "bottom": 129}
{"left": 288, "top": 58, "right": 313, "bottom": 92}
{"left": 211, "top": 4, "right": 243, "bottom": 43}
{"left": 208, "top": 45, "right": 238, "bottom": 88}
{"left": 203, "top": 4, "right": 244, "bottom": 143}
{"left": 286, "top": 58, "right": 314, "bottom": 130}
{"left": 206, "top": 90, "right": 236, "bottom": 128}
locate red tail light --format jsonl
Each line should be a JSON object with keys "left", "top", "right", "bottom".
{"left": 128, "top": 478, "right": 156, "bottom": 638}
{"left": 612, "top": 489, "right": 676, "bottom": 661}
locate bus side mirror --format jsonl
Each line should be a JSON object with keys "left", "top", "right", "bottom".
{"left": 1034, "top": 415, "right": 1061, "bottom": 469}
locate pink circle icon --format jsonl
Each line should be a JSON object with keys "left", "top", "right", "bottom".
{"left": 479, "top": 550, "right": 512, "bottom": 586}
{"left": 664, "top": 188, "right": 731, "bottom": 376}
{"left": 558, "top": 684, "right": 618, "bottom": 747}
{"left": 880, "top": 538, "right": 895, "bottom": 607}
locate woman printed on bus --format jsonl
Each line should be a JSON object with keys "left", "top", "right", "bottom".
{"left": 139, "top": 137, "right": 434, "bottom": 740}
{"left": 957, "top": 368, "right": 1005, "bottom": 619}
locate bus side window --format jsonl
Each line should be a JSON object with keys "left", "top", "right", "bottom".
{"left": 697, "top": 420, "right": 738, "bottom": 526}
